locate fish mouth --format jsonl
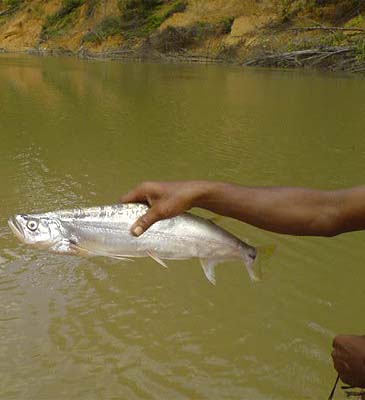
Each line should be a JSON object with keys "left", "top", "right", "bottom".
{"left": 8, "top": 216, "right": 25, "bottom": 242}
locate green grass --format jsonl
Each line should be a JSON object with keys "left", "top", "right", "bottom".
{"left": 83, "top": 15, "right": 122, "bottom": 43}
{"left": 86, "top": 0, "right": 99, "bottom": 18}
{"left": 118, "top": 0, "right": 162, "bottom": 35}
{"left": 219, "top": 17, "right": 234, "bottom": 34}
{"left": 2, "top": 0, "right": 23, "bottom": 8}
{"left": 345, "top": 14, "right": 364, "bottom": 28}
{"left": 118, "top": 0, "right": 187, "bottom": 39}
{"left": 355, "top": 39, "right": 365, "bottom": 61}
{"left": 152, "top": 21, "right": 227, "bottom": 52}
{"left": 32, "top": 3, "right": 44, "bottom": 18}
{"left": 40, "top": 0, "right": 85, "bottom": 40}
{"left": 0, "top": 0, "right": 24, "bottom": 19}
{"left": 163, "top": 0, "right": 186, "bottom": 19}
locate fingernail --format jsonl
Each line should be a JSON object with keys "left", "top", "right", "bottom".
{"left": 133, "top": 226, "right": 143, "bottom": 236}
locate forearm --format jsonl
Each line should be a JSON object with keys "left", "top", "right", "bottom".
{"left": 121, "top": 180, "right": 365, "bottom": 237}
{"left": 192, "top": 182, "right": 352, "bottom": 236}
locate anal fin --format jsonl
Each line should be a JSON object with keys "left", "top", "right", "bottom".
{"left": 200, "top": 258, "right": 220, "bottom": 285}
{"left": 147, "top": 251, "right": 168, "bottom": 268}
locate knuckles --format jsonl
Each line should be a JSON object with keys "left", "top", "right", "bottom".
{"left": 139, "top": 181, "right": 161, "bottom": 192}
{"left": 333, "top": 335, "right": 347, "bottom": 348}
{"left": 139, "top": 181, "right": 151, "bottom": 190}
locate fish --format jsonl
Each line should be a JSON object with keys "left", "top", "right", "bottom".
{"left": 8, "top": 203, "right": 270, "bottom": 284}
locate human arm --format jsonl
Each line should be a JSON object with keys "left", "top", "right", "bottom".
{"left": 120, "top": 181, "right": 365, "bottom": 237}
{"left": 332, "top": 335, "right": 365, "bottom": 388}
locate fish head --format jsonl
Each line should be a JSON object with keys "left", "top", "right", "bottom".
{"left": 8, "top": 214, "right": 64, "bottom": 249}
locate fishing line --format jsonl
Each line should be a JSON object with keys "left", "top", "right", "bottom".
{"left": 328, "top": 375, "right": 365, "bottom": 399}
{"left": 328, "top": 374, "right": 339, "bottom": 400}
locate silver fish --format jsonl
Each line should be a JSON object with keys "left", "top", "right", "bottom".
{"left": 8, "top": 203, "right": 262, "bottom": 284}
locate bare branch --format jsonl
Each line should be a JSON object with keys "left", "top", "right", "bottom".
{"left": 0, "top": 8, "right": 12, "bottom": 17}
{"left": 244, "top": 46, "right": 355, "bottom": 69}
{"left": 288, "top": 26, "right": 365, "bottom": 33}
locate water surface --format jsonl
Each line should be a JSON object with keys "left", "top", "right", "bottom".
{"left": 1, "top": 54, "right": 365, "bottom": 399}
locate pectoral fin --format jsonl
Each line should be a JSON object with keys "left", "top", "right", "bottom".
{"left": 51, "top": 239, "right": 77, "bottom": 255}
{"left": 69, "top": 241, "right": 133, "bottom": 262}
{"left": 147, "top": 251, "right": 168, "bottom": 268}
{"left": 200, "top": 258, "right": 220, "bottom": 285}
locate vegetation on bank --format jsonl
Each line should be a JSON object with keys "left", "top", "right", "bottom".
{"left": 278, "top": 0, "right": 364, "bottom": 23}
{"left": 41, "top": 0, "right": 85, "bottom": 40}
{"left": 81, "top": 0, "right": 187, "bottom": 43}
{"left": 0, "top": 0, "right": 23, "bottom": 17}
{"left": 0, "top": 0, "right": 364, "bottom": 71}
{"left": 118, "top": 0, "right": 187, "bottom": 38}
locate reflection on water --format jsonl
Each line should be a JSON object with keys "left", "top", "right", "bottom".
{"left": 1, "top": 54, "right": 365, "bottom": 399}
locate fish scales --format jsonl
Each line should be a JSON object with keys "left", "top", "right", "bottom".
{"left": 8, "top": 203, "right": 263, "bottom": 284}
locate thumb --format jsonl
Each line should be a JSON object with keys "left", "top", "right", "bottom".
{"left": 131, "top": 206, "right": 163, "bottom": 237}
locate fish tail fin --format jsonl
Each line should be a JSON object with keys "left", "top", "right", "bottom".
{"left": 240, "top": 244, "right": 276, "bottom": 282}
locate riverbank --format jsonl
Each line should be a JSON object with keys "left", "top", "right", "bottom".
{"left": 0, "top": 0, "right": 365, "bottom": 72}
{"left": 3, "top": 43, "right": 365, "bottom": 74}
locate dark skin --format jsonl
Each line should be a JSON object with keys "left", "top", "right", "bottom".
{"left": 332, "top": 335, "right": 365, "bottom": 388}
{"left": 121, "top": 180, "right": 365, "bottom": 388}
{"left": 120, "top": 181, "right": 365, "bottom": 237}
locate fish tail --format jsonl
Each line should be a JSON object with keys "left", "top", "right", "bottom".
{"left": 240, "top": 244, "right": 275, "bottom": 282}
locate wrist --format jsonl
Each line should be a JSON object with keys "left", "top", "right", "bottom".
{"left": 190, "top": 181, "right": 226, "bottom": 208}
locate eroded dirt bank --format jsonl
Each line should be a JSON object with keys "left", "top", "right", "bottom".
{"left": 0, "top": 0, "right": 365, "bottom": 71}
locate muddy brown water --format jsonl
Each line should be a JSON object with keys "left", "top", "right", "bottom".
{"left": 1, "top": 54, "right": 365, "bottom": 399}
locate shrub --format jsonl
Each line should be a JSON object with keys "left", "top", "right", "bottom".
{"left": 41, "top": 0, "right": 85, "bottom": 40}
{"left": 152, "top": 22, "right": 217, "bottom": 52}
{"left": 58, "top": 0, "right": 84, "bottom": 18}
{"left": 3, "top": 0, "right": 23, "bottom": 8}
{"left": 83, "top": 15, "right": 122, "bottom": 43}
{"left": 164, "top": 0, "right": 187, "bottom": 19}
{"left": 151, "top": 18, "right": 238, "bottom": 53}
{"left": 219, "top": 17, "right": 234, "bottom": 34}
{"left": 119, "top": 0, "right": 161, "bottom": 30}
{"left": 115, "top": 0, "right": 188, "bottom": 38}
{"left": 86, "top": 0, "right": 99, "bottom": 18}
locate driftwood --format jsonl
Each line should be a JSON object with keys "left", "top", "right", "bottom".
{"left": 244, "top": 46, "right": 356, "bottom": 69}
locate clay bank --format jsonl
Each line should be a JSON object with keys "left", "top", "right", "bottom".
{"left": 0, "top": 0, "right": 365, "bottom": 72}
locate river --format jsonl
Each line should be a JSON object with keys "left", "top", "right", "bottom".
{"left": 1, "top": 54, "right": 365, "bottom": 399}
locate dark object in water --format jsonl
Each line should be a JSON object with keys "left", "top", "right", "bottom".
{"left": 328, "top": 374, "right": 339, "bottom": 400}
{"left": 328, "top": 374, "right": 365, "bottom": 399}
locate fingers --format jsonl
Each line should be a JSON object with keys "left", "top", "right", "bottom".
{"left": 120, "top": 187, "right": 145, "bottom": 204}
{"left": 121, "top": 182, "right": 187, "bottom": 236}
{"left": 120, "top": 182, "right": 161, "bottom": 205}
{"left": 331, "top": 334, "right": 365, "bottom": 387}
{"left": 131, "top": 205, "right": 165, "bottom": 237}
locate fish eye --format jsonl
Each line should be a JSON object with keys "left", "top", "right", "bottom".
{"left": 26, "top": 220, "right": 39, "bottom": 231}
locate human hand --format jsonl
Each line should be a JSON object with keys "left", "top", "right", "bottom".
{"left": 332, "top": 334, "right": 365, "bottom": 388}
{"left": 120, "top": 181, "right": 211, "bottom": 236}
